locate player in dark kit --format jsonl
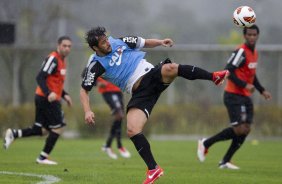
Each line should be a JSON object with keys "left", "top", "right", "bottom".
{"left": 197, "top": 25, "right": 272, "bottom": 169}
{"left": 97, "top": 77, "right": 131, "bottom": 159}
{"left": 80, "top": 26, "right": 229, "bottom": 184}
{"left": 3, "top": 36, "right": 73, "bottom": 165}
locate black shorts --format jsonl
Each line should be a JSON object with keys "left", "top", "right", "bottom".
{"left": 34, "top": 95, "right": 65, "bottom": 130}
{"left": 127, "top": 66, "right": 170, "bottom": 118}
{"left": 102, "top": 92, "right": 124, "bottom": 115}
{"left": 224, "top": 91, "right": 253, "bottom": 126}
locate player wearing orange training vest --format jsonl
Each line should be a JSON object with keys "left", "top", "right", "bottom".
{"left": 198, "top": 25, "right": 272, "bottom": 169}
{"left": 4, "top": 36, "right": 73, "bottom": 165}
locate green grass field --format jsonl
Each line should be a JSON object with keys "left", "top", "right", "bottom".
{"left": 0, "top": 138, "right": 282, "bottom": 184}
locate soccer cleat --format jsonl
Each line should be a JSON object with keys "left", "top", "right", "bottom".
{"left": 212, "top": 70, "right": 230, "bottom": 86}
{"left": 3, "top": 128, "right": 15, "bottom": 149}
{"left": 219, "top": 162, "right": 240, "bottom": 170}
{"left": 36, "top": 158, "right": 58, "bottom": 165}
{"left": 197, "top": 138, "right": 208, "bottom": 162}
{"left": 143, "top": 166, "right": 164, "bottom": 184}
{"left": 101, "top": 145, "right": 107, "bottom": 152}
{"left": 118, "top": 147, "right": 131, "bottom": 158}
{"left": 102, "top": 146, "right": 118, "bottom": 159}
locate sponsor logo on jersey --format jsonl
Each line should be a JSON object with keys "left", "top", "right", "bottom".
{"left": 84, "top": 71, "right": 96, "bottom": 86}
{"left": 60, "top": 69, "right": 66, "bottom": 75}
{"left": 123, "top": 37, "right": 137, "bottom": 43}
{"left": 109, "top": 46, "right": 126, "bottom": 66}
{"left": 248, "top": 62, "right": 257, "bottom": 69}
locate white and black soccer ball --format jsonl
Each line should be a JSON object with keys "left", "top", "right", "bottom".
{"left": 233, "top": 6, "right": 256, "bottom": 27}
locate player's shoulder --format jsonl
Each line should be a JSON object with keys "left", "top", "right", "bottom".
{"left": 46, "top": 51, "right": 59, "bottom": 61}
{"left": 43, "top": 52, "right": 58, "bottom": 65}
{"left": 49, "top": 51, "right": 61, "bottom": 58}
{"left": 234, "top": 46, "right": 246, "bottom": 56}
{"left": 87, "top": 54, "right": 96, "bottom": 67}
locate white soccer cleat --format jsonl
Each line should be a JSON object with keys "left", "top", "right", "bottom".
{"left": 197, "top": 138, "right": 208, "bottom": 162}
{"left": 219, "top": 162, "right": 240, "bottom": 170}
{"left": 118, "top": 147, "right": 131, "bottom": 158}
{"left": 102, "top": 147, "right": 118, "bottom": 159}
{"left": 101, "top": 145, "right": 106, "bottom": 152}
{"left": 3, "top": 128, "right": 15, "bottom": 149}
{"left": 36, "top": 158, "right": 58, "bottom": 165}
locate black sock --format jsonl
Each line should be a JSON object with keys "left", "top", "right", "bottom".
{"left": 42, "top": 131, "right": 60, "bottom": 156}
{"left": 204, "top": 127, "right": 236, "bottom": 148}
{"left": 115, "top": 120, "right": 122, "bottom": 148}
{"left": 105, "top": 128, "right": 115, "bottom": 148}
{"left": 39, "top": 152, "right": 48, "bottom": 160}
{"left": 130, "top": 133, "right": 157, "bottom": 170}
{"left": 222, "top": 135, "right": 247, "bottom": 163}
{"left": 21, "top": 128, "right": 31, "bottom": 137}
{"left": 178, "top": 64, "right": 213, "bottom": 80}
{"left": 13, "top": 125, "right": 42, "bottom": 138}
{"left": 21, "top": 125, "right": 42, "bottom": 137}
{"left": 106, "top": 120, "right": 122, "bottom": 148}
{"left": 11, "top": 129, "right": 20, "bottom": 138}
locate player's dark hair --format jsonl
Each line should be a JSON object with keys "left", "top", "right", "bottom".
{"left": 85, "top": 27, "right": 107, "bottom": 50}
{"left": 243, "top": 24, "right": 260, "bottom": 35}
{"left": 57, "top": 36, "right": 71, "bottom": 44}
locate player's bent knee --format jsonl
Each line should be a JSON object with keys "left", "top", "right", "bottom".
{"left": 127, "top": 129, "right": 135, "bottom": 137}
{"left": 244, "top": 125, "right": 251, "bottom": 135}
{"left": 114, "top": 111, "right": 124, "bottom": 121}
{"left": 162, "top": 63, "right": 179, "bottom": 76}
{"left": 233, "top": 125, "right": 245, "bottom": 136}
{"left": 51, "top": 127, "right": 64, "bottom": 135}
{"left": 126, "top": 129, "right": 133, "bottom": 138}
{"left": 234, "top": 123, "right": 251, "bottom": 135}
{"left": 126, "top": 127, "right": 141, "bottom": 138}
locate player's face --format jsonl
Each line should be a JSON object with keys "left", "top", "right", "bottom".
{"left": 244, "top": 29, "right": 259, "bottom": 47}
{"left": 57, "top": 40, "right": 72, "bottom": 58}
{"left": 97, "top": 36, "right": 112, "bottom": 55}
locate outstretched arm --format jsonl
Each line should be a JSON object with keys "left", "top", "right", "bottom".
{"left": 120, "top": 36, "right": 173, "bottom": 49}
{"left": 144, "top": 38, "right": 173, "bottom": 48}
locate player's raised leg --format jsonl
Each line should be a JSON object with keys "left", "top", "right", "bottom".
{"left": 3, "top": 124, "right": 43, "bottom": 150}
{"left": 159, "top": 60, "right": 229, "bottom": 85}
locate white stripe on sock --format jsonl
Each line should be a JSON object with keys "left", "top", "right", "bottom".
{"left": 18, "top": 130, "right": 22, "bottom": 137}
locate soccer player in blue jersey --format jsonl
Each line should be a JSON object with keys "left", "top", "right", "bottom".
{"left": 80, "top": 27, "right": 229, "bottom": 184}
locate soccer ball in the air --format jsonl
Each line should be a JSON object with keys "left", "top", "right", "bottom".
{"left": 233, "top": 6, "right": 256, "bottom": 27}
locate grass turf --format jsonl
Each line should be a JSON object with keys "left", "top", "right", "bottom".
{"left": 0, "top": 138, "right": 282, "bottom": 184}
